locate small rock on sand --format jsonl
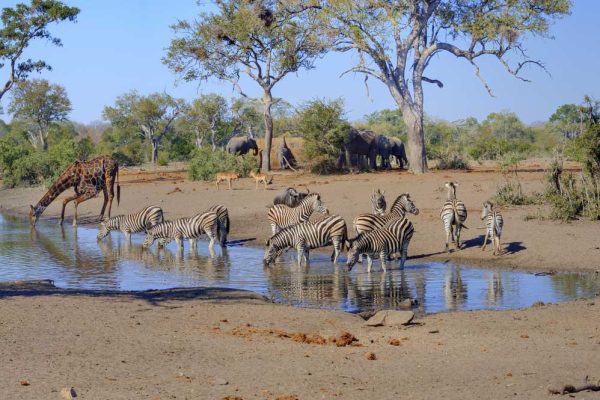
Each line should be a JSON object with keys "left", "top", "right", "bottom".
{"left": 60, "top": 387, "right": 77, "bottom": 399}
{"left": 365, "top": 310, "right": 414, "bottom": 327}
{"left": 215, "top": 378, "right": 229, "bottom": 385}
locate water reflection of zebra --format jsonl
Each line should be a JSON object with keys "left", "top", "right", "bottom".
{"left": 263, "top": 215, "right": 347, "bottom": 265}
{"left": 440, "top": 182, "right": 467, "bottom": 252}
{"left": 267, "top": 193, "right": 328, "bottom": 235}
{"left": 97, "top": 205, "right": 163, "bottom": 241}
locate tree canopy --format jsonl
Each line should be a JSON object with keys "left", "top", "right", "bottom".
{"left": 164, "top": 0, "right": 329, "bottom": 171}
{"left": 0, "top": 0, "right": 79, "bottom": 100}
{"left": 323, "top": 0, "right": 571, "bottom": 172}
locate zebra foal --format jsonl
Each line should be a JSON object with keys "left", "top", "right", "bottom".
{"left": 440, "top": 181, "right": 468, "bottom": 252}
{"left": 97, "top": 205, "right": 163, "bottom": 240}
{"left": 346, "top": 218, "right": 414, "bottom": 272}
{"left": 263, "top": 214, "right": 348, "bottom": 265}
{"left": 267, "top": 193, "right": 328, "bottom": 235}
{"left": 481, "top": 201, "right": 504, "bottom": 255}
{"left": 143, "top": 211, "right": 219, "bottom": 251}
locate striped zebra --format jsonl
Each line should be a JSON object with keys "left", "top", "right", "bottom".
{"left": 267, "top": 192, "right": 328, "bottom": 235}
{"left": 142, "top": 211, "right": 219, "bottom": 250}
{"left": 263, "top": 214, "right": 348, "bottom": 265}
{"left": 353, "top": 193, "right": 419, "bottom": 235}
{"left": 346, "top": 217, "right": 414, "bottom": 272}
{"left": 97, "top": 205, "right": 163, "bottom": 241}
{"left": 206, "top": 204, "right": 230, "bottom": 246}
{"left": 440, "top": 181, "right": 468, "bottom": 252}
{"left": 370, "top": 189, "right": 386, "bottom": 215}
{"left": 481, "top": 201, "right": 504, "bottom": 255}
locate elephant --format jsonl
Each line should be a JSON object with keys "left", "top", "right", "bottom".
{"left": 226, "top": 136, "right": 258, "bottom": 156}
{"left": 374, "top": 134, "right": 393, "bottom": 169}
{"left": 276, "top": 137, "right": 297, "bottom": 170}
{"left": 388, "top": 137, "right": 408, "bottom": 169}
{"left": 337, "top": 128, "right": 379, "bottom": 170}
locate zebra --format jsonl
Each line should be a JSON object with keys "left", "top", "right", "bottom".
{"left": 346, "top": 217, "right": 414, "bottom": 272}
{"left": 370, "top": 189, "right": 387, "bottom": 215}
{"left": 481, "top": 201, "right": 504, "bottom": 255}
{"left": 353, "top": 193, "right": 419, "bottom": 235}
{"left": 97, "top": 205, "right": 163, "bottom": 241}
{"left": 263, "top": 214, "right": 348, "bottom": 265}
{"left": 142, "top": 211, "right": 219, "bottom": 251}
{"left": 440, "top": 181, "right": 468, "bottom": 252}
{"left": 206, "top": 204, "right": 230, "bottom": 247}
{"left": 267, "top": 192, "right": 328, "bottom": 235}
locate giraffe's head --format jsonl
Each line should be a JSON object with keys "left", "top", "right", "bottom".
{"left": 29, "top": 205, "right": 44, "bottom": 226}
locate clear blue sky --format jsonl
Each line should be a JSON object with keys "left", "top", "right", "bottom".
{"left": 1, "top": 0, "right": 598, "bottom": 124}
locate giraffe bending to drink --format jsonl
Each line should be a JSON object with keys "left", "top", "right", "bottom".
{"left": 29, "top": 155, "right": 121, "bottom": 226}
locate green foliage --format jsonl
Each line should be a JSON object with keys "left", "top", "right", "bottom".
{"left": 157, "top": 151, "right": 169, "bottom": 167}
{"left": 188, "top": 147, "right": 257, "bottom": 181}
{"left": 0, "top": 0, "right": 79, "bottom": 100}
{"left": 97, "top": 125, "right": 146, "bottom": 166}
{"left": 295, "top": 98, "right": 350, "bottom": 174}
{"left": 363, "top": 109, "right": 406, "bottom": 140}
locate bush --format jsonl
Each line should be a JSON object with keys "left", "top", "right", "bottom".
{"left": 436, "top": 151, "right": 469, "bottom": 170}
{"left": 157, "top": 151, "right": 169, "bottom": 167}
{"left": 188, "top": 147, "right": 258, "bottom": 181}
{"left": 296, "top": 99, "right": 350, "bottom": 174}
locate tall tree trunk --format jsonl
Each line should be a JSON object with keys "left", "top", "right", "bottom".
{"left": 261, "top": 90, "right": 273, "bottom": 172}
{"left": 402, "top": 106, "right": 428, "bottom": 173}
{"left": 151, "top": 138, "right": 159, "bottom": 165}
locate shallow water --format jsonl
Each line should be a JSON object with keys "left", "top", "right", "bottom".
{"left": 1, "top": 213, "right": 598, "bottom": 314}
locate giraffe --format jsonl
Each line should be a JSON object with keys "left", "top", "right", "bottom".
{"left": 29, "top": 155, "right": 120, "bottom": 226}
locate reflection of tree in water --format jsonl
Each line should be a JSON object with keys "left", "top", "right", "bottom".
{"left": 550, "top": 273, "right": 600, "bottom": 299}
{"left": 444, "top": 266, "right": 467, "bottom": 311}
{"left": 486, "top": 272, "right": 504, "bottom": 307}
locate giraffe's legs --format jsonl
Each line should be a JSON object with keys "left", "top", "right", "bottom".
{"left": 105, "top": 174, "right": 115, "bottom": 218}
{"left": 72, "top": 191, "right": 97, "bottom": 226}
{"left": 61, "top": 193, "right": 81, "bottom": 225}
{"left": 100, "top": 187, "right": 109, "bottom": 218}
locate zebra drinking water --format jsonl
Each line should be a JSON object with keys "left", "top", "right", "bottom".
{"left": 346, "top": 217, "right": 414, "bottom": 272}
{"left": 97, "top": 205, "right": 163, "bottom": 241}
{"left": 267, "top": 193, "right": 328, "bottom": 235}
{"left": 370, "top": 189, "right": 387, "bottom": 215}
{"left": 142, "top": 211, "right": 219, "bottom": 251}
{"left": 263, "top": 214, "right": 348, "bottom": 265}
{"left": 481, "top": 201, "right": 504, "bottom": 255}
{"left": 440, "top": 182, "right": 468, "bottom": 252}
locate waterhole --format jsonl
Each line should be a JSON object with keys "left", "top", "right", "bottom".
{"left": 1, "top": 213, "right": 597, "bottom": 314}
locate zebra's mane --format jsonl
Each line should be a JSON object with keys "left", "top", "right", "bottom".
{"left": 390, "top": 193, "right": 410, "bottom": 212}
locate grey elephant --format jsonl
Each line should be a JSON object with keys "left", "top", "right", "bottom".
{"left": 389, "top": 137, "right": 408, "bottom": 169}
{"left": 276, "top": 137, "right": 297, "bottom": 170}
{"left": 374, "top": 134, "right": 393, "bottom": 169}
{"left": 337, "top": 128, "right": 379, "bottom": 170}
{"left": 226, "top": 136, "right": 258, "bottom": 156}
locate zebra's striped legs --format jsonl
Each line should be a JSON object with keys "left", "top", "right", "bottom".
{"left": 399, "top": 241, "right": 410, "bottom": 269}
{"left": 124, "top": 231, "right": 131, "bottom": 243}
{"left": 379, "top": 250, "right": 388, "bottom": 272}
{"left": 366, "top": 255, "right": 373, "bottom": 272}
{"left": 493, "top": 234, "right": 501, "bottom": 255}
{"left": 331, "top": 239, "right": 342, "bottom": 264}
{"left": 455, "top": 225, "right": 462, "bottom": 250}
{"left": 481, "top": 230, "right": 489, "bottom": 252}
{"left": 271, "top": 224, "right": 278, "bottom": 236}
{"left": 445, "top": 229, "right": 453, "bottom": 252}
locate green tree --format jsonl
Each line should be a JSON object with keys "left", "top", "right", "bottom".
{"left": 183, "top": 94, "right": 230, "bottom": 150}
{"left": 8, "top": 78, "right": 71, "bottom": 151}
{"left": 324, "top": 0, "right": 571, "bottom": 173}
{"left": 102, "top": 91, "right": 185, "bottom": 165}
{"left": 164, "top": 0, "right": 329, "bottom": 172}
{"left": 295, "top": 98, "right": 350, "bottom": 173}
{"left": 550, "top": 103, "right": 584, "bottom": 139}
{"left": 363, "top": 109, "right": 407, "bottom": 139}
{"left": 0, "top": 0, "right": 79, "bottom": 100}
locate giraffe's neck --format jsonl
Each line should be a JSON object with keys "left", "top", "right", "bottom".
{"left": 35, "top": 173, "right": 77, "bottom": 209}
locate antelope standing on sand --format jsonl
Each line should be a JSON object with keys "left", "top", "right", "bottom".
{"left": 29, "top": 155, "right": 120, "bottom": 226}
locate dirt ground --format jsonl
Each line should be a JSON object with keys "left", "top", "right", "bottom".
{"left": 1, "top": 160, "right": 600, "bottom": 399}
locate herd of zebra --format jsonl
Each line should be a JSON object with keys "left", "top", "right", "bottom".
{"left": 95, "top": 181, "right": 505, "bottom": 271}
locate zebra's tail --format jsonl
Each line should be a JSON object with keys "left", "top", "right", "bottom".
{"left": 452, "top": 204, "right": 467, "bottom": 229}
